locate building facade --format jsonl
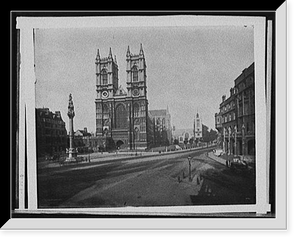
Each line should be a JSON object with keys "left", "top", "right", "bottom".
{"left": 148, "top": 108, "right": 172, "bottom": 147}
{"left": 194, "top": 111, "right": 202, "bottom": 140}
{"left": 95, "top": 45, "right": 150, "bottom": 150}
{"left": 215, "top": 62, "right": 255, "bottom": 156}
{"left": 36, "top": 108, "right": 68, "bottom": 157}
{"left": 173, "top": 111, "right": 205, "bottom": 145}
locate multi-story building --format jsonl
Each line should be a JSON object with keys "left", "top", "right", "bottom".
{"left": 74, "top": 127, "right": 92, "bottom": 153}
{"left": 148, "top": 108, "right": 172, "bottom": 146}
{"left": 215, "top": 62, "right": 255, "bottom": 156}
{"left": 194, "top": 111, "right": 202, "bottom": 140}
{"left": 235, "top": 63, "right": 255, "bottom": 156}
{"left": 36, "top": 108, "right": 67, "bottom": 157}
{"left": 95, "top": 44, "right": 153, "bottom": 150}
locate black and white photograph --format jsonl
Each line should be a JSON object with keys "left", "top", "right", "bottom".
{"left": 6, "top": 7, "right": 289, "bottom": 231}
{"left": 34, "top": 24, "right": 257, "bottom": 209}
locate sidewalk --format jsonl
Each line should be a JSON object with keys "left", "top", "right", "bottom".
{"left": 207, "top": 151, "right": 227, "bottom": 166}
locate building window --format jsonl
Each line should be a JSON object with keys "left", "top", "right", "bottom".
{"left": 162, "top": 118, "right": 165, "bottom": 128}
{"left": 140, "top": 103, "right": 145, "bottom": 116}
{"left": 101, "top": 69, "right": 108, "bottom": 85}
{"left": 133, "top": 103, "right": 139, "bottom": 117}
{"left": 156, "top": 118, "right": 160, "bottom": 125}
{"left": 116, "top": 104, "right": 128, "bottom": 129}
{"left": 132, "top": 66, "right": 138, "bottom": 82}
{"left": 140, "top": 123, "right": 146, "bottom": 132}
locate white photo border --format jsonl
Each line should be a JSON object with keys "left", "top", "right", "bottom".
{"left": 12, "top": 13, "right": 270, "bottom": 220}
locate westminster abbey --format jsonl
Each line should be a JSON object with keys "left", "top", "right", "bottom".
{"left": 95, "top": 44, "right": 151, "bottom": 150}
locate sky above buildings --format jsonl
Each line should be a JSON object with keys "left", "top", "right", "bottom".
{"left": 35, "top": 24, "right": 254, "bottom": 133}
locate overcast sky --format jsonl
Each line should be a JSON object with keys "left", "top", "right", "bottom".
{"left": 35, "top": 25, "right": 254, "bottom": 132}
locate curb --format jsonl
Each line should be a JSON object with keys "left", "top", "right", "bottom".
{"left": 39, "top": 146, "right": 217, "bottom": 170}
{"left": 206, "top": 152, "right": 227, "bottom": 166}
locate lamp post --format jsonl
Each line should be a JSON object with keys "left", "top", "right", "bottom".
{"left": 242, "top": 123, "right": 245, "bottom": 159}
{"left": 228, "top": 126, "right": 231, "bottom": 155}
{"left": 187, "top": 155, "right": 192, "bottom": 181}
{"left": 134, "top": 127, "right": 139, "bottom": 156}
{"left": 223, "top": 127, "right": 226, "bottom": 153}
{"left": 234, "top": 125, "right": 237, "bottom": 156}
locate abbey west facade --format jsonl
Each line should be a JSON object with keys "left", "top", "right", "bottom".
{"left": 95, "top": 44, "right": 150, "bottom": 150}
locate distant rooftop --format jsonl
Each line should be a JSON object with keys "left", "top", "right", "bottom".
{"left": 149, "top": 109, "right": 167, "bottom": 117}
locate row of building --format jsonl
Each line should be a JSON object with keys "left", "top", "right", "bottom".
{"left": 36, "top": 106, "right": 173, "bottom": 157}
{"left": 215, "top": 62, "right": 255, "bottom": 157}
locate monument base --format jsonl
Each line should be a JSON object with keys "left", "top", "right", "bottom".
{"left": 64, "top": 157, "right": 78, "bottom": 163}
{"left": 64, "top": 148, "right": 78, "bottom": 163}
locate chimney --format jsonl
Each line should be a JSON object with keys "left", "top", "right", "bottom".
{"left": 84, "top": 127, "right": 87, "bottom": 134}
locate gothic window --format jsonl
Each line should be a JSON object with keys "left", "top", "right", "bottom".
{"left": 116, "top": 104, "right": 128, "bottom": 129}
{"left": 133, "top": 103, "right": 139, "bottom": 117}
{"left": 157, "top": 118, "right": 161, "bottom": 125}
{"left": 132, "top": 66, "right": 138, "bottom": 82}
{"left": 96, "top": 103, "right": 102, "bottom": 119}
{"left": 184, "top": 132, "right": 189, "bottom": 139}
{"left": 162, "top": 118, "right": 165, "bottom": 129}
{"left": 134, "top": 128, "right": 140, "bottom": 141}
{"left": 102, "top": 104, "right": 109, "bottom": 119}
{"left": 140, "top": 123, "right": 146, "bottom": 132}
{"left": 140, "top": 103, "right": 146, "bottom": 116}
{"left": 101, "top": 69, "right": 108, "bottom": 85}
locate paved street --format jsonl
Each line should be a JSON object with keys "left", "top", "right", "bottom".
{"left": 37, "top": 147, "right": 255, "bottom": 208}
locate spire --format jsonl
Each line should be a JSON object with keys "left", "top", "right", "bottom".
{"left": 114, "top": 55, "right": 117, "bottom": 64}
{"left": 139, "top": 43, "right": 144, "bottom": 56}
{"left": 108, "top": 47, "right": 113, "bottom": 59}
{"left": 126, "top": 45, "right": 131, "bottom": 57}
{"left": 193, "top": 118, "right": 195, "bottom": 136}
{"left": 95, "top": 49, "right": 100, "bottom": 62}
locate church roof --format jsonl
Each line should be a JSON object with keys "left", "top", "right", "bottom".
{"left": 149, "top": 109, "right": 167, "bottom": 117}
{"left": 173, "top": 128, "right": 194, "bottom": 137}
{"left": 115, "top": 85, "right": 127, "bottom": 96}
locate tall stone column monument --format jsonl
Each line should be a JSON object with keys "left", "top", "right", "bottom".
{"left": 65, "top": 93, "right": 77, "bottom": 163}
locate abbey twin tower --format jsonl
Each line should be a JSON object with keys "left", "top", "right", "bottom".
{"left": 95, "top": 44, "right": 151, "bottom": 150}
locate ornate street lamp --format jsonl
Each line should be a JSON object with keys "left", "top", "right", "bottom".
{"left": 134, "top": 127, "right": 139, "bottom": 156}
{"left": 242, "top": 123, "right": 246, "bottom": 158}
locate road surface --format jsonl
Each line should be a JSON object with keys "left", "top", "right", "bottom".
{"left": 37, "top": 147, "right": 255, "bottom": 208}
